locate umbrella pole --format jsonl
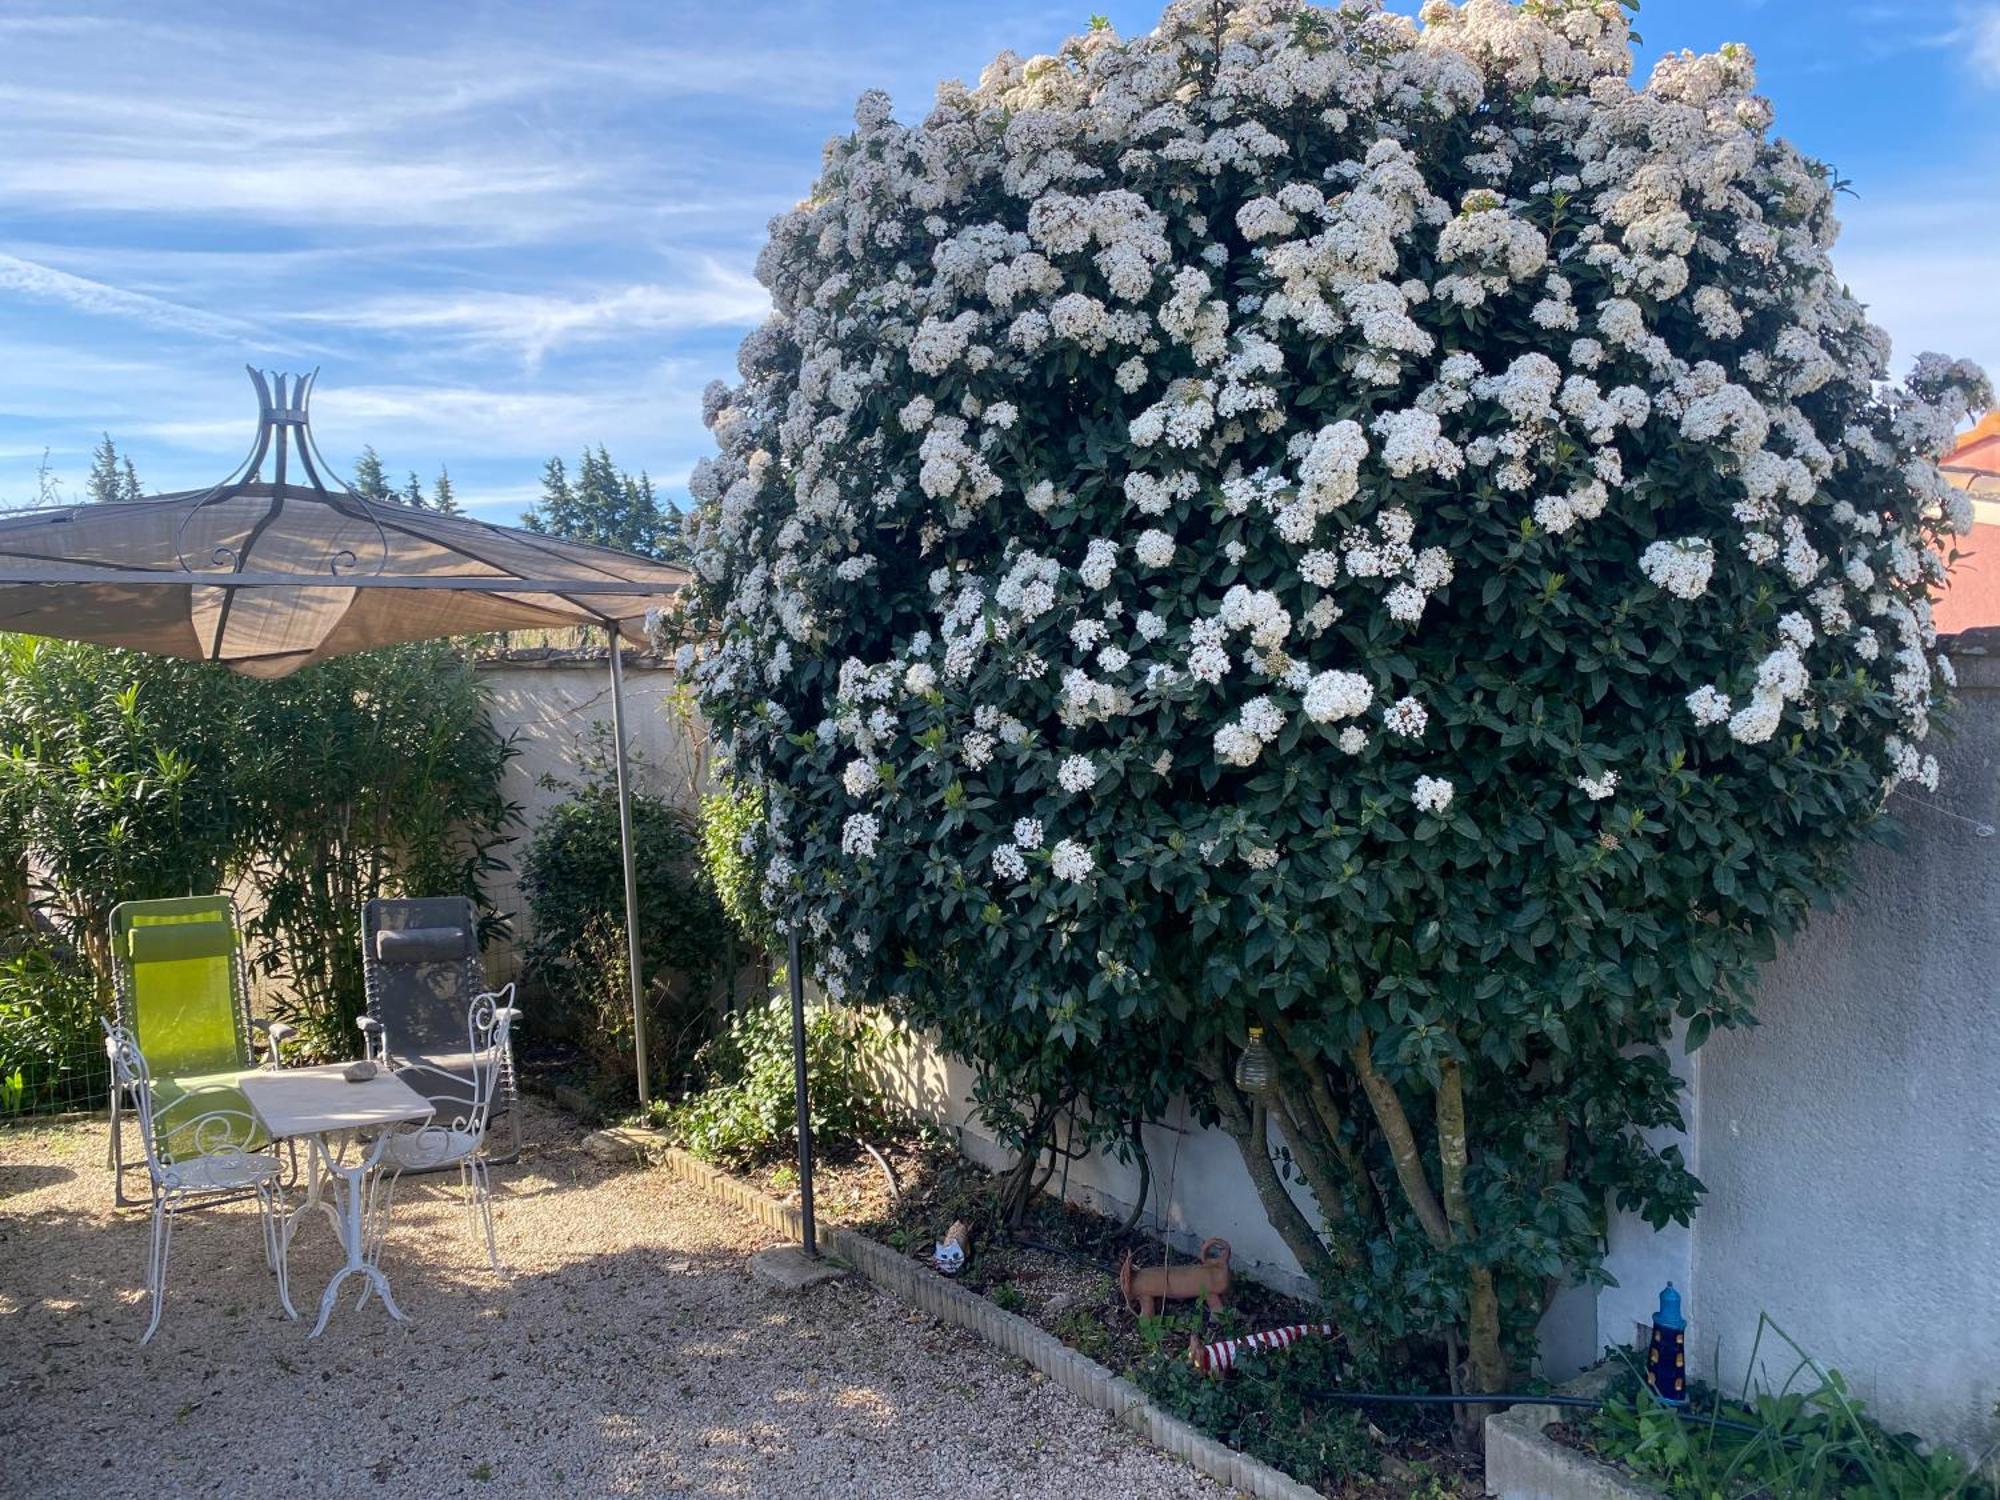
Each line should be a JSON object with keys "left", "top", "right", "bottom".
{"left": 606, "top": 626, "right": 650, "bottom": 1106}
{"left": 787, "top": 927, "right": 817, "bottom": 1258}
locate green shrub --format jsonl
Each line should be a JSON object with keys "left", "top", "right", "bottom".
{"left": 654, "top": 992, "right": 895, "bottom": 1166}
{"left": 0, "top": 935, "right": 103, "bottom": 1114}
{"left": 233, "top": 643, "right": 517, "bottom": 1054}
{"left": 520, "top": 776, "right": 738, "bottom": 1090}
{"left": 698, "top": 780, "right": 777, "bottom": 956}
{"left": 1132, "top": 1311, "right": 1378, "bottom": 1492}
{"left": 0, "top": 638, "right": 242, "bottom": 979}
{"left": 0, "top": 638, "right": 515, "bottom": 1063}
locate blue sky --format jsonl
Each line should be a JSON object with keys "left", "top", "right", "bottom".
{"left": 0, "top": 1, "right": 1995, "bottom": 525}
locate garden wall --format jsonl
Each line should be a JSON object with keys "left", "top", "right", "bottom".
{"left": 1680, "top": 633, "right": 2000, "bottom": 1457}
{"left": 864, "top": 631, "right": 2000, "bottom": 1458}
{"left": 474, "top": 647, "right": 702, "bottom": 985}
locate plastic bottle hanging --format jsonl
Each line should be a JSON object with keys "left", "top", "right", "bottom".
{"left": 1235, "top": 1026, "right": 1274, "bottom": 1099}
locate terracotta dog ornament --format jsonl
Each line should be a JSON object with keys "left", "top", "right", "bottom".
{"left": 1119, "top": 1237, "right": 1231, "bottom": 1316}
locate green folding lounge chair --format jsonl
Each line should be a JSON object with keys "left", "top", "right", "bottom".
{"left": 107, "top": 895, "right": 295, "bottom": 1208}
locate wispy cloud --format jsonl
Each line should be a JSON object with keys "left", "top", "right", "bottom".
{"left": 309, "top": 262, "right": 770, "bottom": 367}
{"left": 0, "top": 251, "right": 285, "bottom": 346}
{"left": 1971, "top": 5, "right": 2000, "bottom": 83}
{"left": 0, "top": 154, "right": 602, "bottom": 234}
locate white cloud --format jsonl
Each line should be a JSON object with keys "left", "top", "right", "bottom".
{"left": 307, "top": 261, "right": 770, "bottom": 366}
{"left": 0, "top": 154, "right": 599, "bottom": 234}
{"left": 1972, "top": 5, "right": 2000, "bottom": 83}
{"left": 0, "top": 251, "right": 284, "bottom": 345}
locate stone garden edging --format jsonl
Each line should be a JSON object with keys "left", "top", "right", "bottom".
{"left": 582, "top": 1125, "right": 1326, "bottom": 1500}
{"left": 1482, "top": 1368, "right": 1664, "bottom": 1500}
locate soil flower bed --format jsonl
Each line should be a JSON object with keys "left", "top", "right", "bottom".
{"left": 743, "top": 1136, "right": 1483, "bottom": 1500}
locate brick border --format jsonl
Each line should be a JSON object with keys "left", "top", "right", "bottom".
{"left": 591, "top": 1128, "right": 1325, "bottom": 1500}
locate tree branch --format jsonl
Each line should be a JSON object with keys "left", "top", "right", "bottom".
{"left": 1436, "top": 1056, "right": 1473, "bottom": 1240}
{"left": 1274, "top": 1020, "right": 1383, "bottom": 1228}
{"left": 1270, "top": 1082, "right": 1361, "bottom": 1270}
{"left": 1437, "top": 1055, "right": 1510, "bottom": 1396}
{"left": 1349, "top": 1034, "right": 1451, "bottom": 1250}
{"left": 1197, "top": 1045, "right": 1344, "bottom": 1290}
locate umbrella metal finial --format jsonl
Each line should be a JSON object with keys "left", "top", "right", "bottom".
{"left": 172, "top": 368, "right": 389, "bottom": 579}
{"left": 250, "top": 366, "right": 315, "bottom": 429}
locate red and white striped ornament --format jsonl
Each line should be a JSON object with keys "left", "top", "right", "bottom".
{"left": 1189, "top": 1321, "right": 1338, "bottom": 1375}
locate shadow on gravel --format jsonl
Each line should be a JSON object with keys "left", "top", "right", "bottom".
{"left": 0, "top": 1120, "right": 926, "bottom": 1499}
{"left": 0, "top": 1162, "right": 76, "bottom": 1199}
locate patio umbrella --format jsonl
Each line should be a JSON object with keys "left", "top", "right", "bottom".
{"left": 0, "top": 369, "right": 686, "bottom": 1101}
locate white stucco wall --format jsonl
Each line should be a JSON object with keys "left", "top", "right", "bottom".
{"left": 1674, "top": 640, "right": 2000, "bottom": 1457}
{"left": 474, "top": 650, "right": 702, "bottom": 983}
{"left": 862, "top": 1020, "right": 1320, "bottom": 1297}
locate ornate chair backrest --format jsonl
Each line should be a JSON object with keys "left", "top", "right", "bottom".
{"left": 101, "top": 1022, "right": 264, "bottom": 1189}
{"left": 453, "top": 986, "right": 518, "bottom": 1143}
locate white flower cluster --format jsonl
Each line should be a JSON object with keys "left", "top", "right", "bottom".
{"left": 1640, "top": 538, "right": 1717, "bottom": 601}
{"left": 1412, "top": 776, "right": 1455, "bottom": 815}
{"left": 1215, "top": 696, "right": 1284, "bottom": 767}
{"left": 682, "top": 0, "right": 1988, "bottom": 997}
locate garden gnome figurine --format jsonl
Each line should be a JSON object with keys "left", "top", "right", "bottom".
{"left": 1646, "top": 1283, "right": 1687, "bottom": 1405}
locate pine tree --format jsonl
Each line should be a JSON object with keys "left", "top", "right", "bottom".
{"left": 431, "top": 466, "right": 461, "bottom": 516}
{"left": 647, "top": 475, "right": 687, "bottom": 562}
{"left": 403, "top": 471, "right": 425, "bottom": 508}
{"left": 120, "top": 455, "right": 142, "bottom": 502}
{"left": 350, "top": 446, "right": 391, "bottom": 503}
{"left": 523, "top": 447, "right": 683, "bottom": 559}
{"left": 522, "top": 456, "right": 575, "bottom": 538}
{"left": 86, "top": 434, "right": 122, "bottom": 504}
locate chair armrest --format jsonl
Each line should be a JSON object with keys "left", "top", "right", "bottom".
{"left": 250, "top": 1018, "right": 297, "bottom": 1070}
{"left": 355, "top": 1015, "right": 387, "bottom": 1063}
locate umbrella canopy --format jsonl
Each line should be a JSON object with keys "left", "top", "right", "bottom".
{"left": 0, "top": 369, "right": 687, "bottom": 677}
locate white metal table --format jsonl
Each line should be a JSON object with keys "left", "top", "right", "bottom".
{"left": 240, "top": 1064, "right": 434, "bottom": 1338}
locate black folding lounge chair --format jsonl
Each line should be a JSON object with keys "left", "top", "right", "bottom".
{"left": 358, "top": 897, "right": 521, "bottom": 1165}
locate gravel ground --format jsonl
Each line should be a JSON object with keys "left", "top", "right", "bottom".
{"left": 0, "top": 1100, "right": 1229, "bottom": 1499}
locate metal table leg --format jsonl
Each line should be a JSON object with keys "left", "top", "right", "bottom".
{"left": 301, "top": 1130, "right": 408, "bottom": 1338}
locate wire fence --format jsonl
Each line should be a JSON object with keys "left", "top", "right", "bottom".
{"left": 2, "top": 1036, "right": 109, "bottom": 1120}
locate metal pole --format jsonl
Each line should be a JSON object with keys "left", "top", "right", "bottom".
{"left": 606, "top": 627, "right": 650, "bottom": 1106}
{"left": 787, "top": 927, "right": 817, "bottom": 1258}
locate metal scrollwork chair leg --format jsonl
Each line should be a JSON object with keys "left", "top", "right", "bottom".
{"left": 142, "top": 1198, "right": 175, "bottom": 1345}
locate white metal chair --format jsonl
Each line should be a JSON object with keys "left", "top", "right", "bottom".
{"left": 360, "top": 985, "right": 520, "bottom": 1277}
{"left": 101, "top": 1022, "right": 293, "bottom": 1343}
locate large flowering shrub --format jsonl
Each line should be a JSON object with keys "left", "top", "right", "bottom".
{"left": 681, "top": 0, "right": 1989, "bottom": 1389}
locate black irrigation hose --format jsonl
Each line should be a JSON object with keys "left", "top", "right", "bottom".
{"left": 998, "top": 1242, "right": 1777, "bottom": 1438}
{"left": 1305, "top": 1390, "right": 1769, "bottom": 1439}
